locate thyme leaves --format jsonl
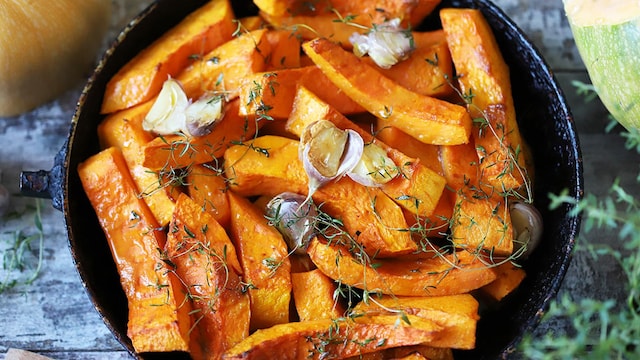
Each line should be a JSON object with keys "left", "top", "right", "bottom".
{"left": 0, "top": 199, "right": 45, "bottom": 294}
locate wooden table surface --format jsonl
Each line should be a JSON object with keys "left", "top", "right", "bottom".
{"left": 0, "top": 0, "right": 635, "bottom": 359}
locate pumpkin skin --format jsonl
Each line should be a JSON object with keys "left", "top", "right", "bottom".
{"left": 564, "top": 0, "right": 640, "bottom": 130}
{"left": 0, "top": 0, "right": 112, "bottom": 116}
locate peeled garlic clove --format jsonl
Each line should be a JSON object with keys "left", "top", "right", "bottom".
{"left": 349, "top": 18, "right": 415, "bottom": 69}
{"left": 184, "top": 94, "right": 225, "bottom": 137}
{"left": 266, "top": 192, "right": 318, "bottom": 254}
{"left": 347, "top": 142, "right": 398, "bottom": 187}
{"left": 510, "top": 201, "right": 544, "bottom": 260}
{"left": 352, "top": 34, "right": 371, "bottom": 58}
{"left": 143, "top": 78, "right": 189, "bottom": 135}
{"left": 300, "top": 120, "right": 364, "bottom": 196}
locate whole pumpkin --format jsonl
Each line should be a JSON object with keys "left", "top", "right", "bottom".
{"left": 0, "top": 0, "right": 112, "bottom": 116}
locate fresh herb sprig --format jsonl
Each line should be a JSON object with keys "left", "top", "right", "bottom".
{"left": 0, "top": 199, "right": 45, "bottom": 294}
{"left": 519, "top": 81, "right": 640, "bottom": 359}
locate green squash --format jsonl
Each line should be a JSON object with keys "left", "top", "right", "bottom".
{"left": 564, "top": 0, "right": 640, "bottom": 130}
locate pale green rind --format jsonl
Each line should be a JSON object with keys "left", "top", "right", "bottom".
{"left": 569, "top": 18, "right": 640, "bottom": 130}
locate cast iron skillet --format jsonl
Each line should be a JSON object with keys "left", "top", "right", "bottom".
{"left": 21, "top": 0, "right": 584, "bottom": 358}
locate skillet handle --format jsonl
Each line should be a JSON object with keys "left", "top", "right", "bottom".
{"left": 20, "top": 140, "right": 67, "bottom": 212}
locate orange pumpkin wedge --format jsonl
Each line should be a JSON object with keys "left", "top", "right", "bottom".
{"left": 441, "top": 8, "right": 530, "bottom": 192}
{"left": 227, "top": 191, "right": 293, "bottom": 330}
{"left": 165, "top": 193, "right": 249, "bottom": 358}
{"left": 223, "top": 315, "right": 443, "bottom": 359}
{"left": 307, "top": 237, "right": 497, "bottom": 297}
{"left": 302, "top": 38, "right": 472, "bottom": 146}
{"left": 101, "top": 0, "right": 235, "bottom": 114}
{"left": 78, "top": 147, "right": 191, "bottom": 353}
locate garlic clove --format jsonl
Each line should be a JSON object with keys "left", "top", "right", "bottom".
{"left": 352, "top": 34, "right": 371, "bottom": 58}
{"left": 142, "top": 78, "right": 189, "bottom": 135}
{"left": 347, "top": 142, "right": 398, "bottom": 187}
{"left": 302, "top": 120, "right": 349, "bottom": 178}
{"left": 510, "top": 201, "right": 544, "bottom": 260}
{"left": 266, "top": 192, "right": 318, "bottom": 254}
{"left": 349, "top": 18, "right": 415, "bottom": 69}
{"left": 300, "top": 120, "right": 364, "bottom": 197}
{"left": 184, "top": 93, "right": 225, "bottom": 137}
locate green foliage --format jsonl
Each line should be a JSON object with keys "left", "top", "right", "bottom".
{"left": 0, "top": 199, "right": 44, "bottom": 294}
{"left": 519, "top": 82, "right": 640, "bottom": 359}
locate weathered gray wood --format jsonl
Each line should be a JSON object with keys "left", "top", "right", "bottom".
{"left": 0, "top": 0, "right": 634, "bottom": 359}
{"left": 495, "top": 0, "right": 585, "bottom": 71}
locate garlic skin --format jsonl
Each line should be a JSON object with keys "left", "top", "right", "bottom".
{"left": 347, "top": 142, "right": 398, "bottom": 187}
{"left": 266, "top": 192, "right": 318, "bottom": 254}
{"left": 349, "top": 18, "right": 415, "bottom": 69}
{"left": 184, "top": 94, "right": 225, "bottom": 137}
{"left": 142, "top": 78, "right": 189, "bottom": 135}
{"left": 300, "top": 120, "right": 364, "bottom": 196}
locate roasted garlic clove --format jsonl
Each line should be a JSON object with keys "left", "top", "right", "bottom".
{"left": 510, "top": 201, "right": 544, "bottom": 260}
{"left": 184, "top": 93, "right": 225, "bottom": 137}
{"left": 347, "top": 142, "right": 398, "bottom": 187}
{"left": 301, "top": 120, "right": 349, "bottom": 178}
{"left": 142, "top": 78, "right": 189, "bottom": 135}
{"left": 143, "top": 78, "right": 227, "bottom": 137}
{"left": 266, "top": 192, "right": 318, "bottom": 254}
{"left": 300, "top": 120, "right": 364, "bottom": 196}
{"left": 350, "top": 18, "right": 415, "bottom": 69}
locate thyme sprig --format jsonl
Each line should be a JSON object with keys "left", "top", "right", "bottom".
{"left": 0, "top": 199, "right": 44, "bottom": 294}
{"left": 330, "top": 9, "right": 370, "bottom": 31}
